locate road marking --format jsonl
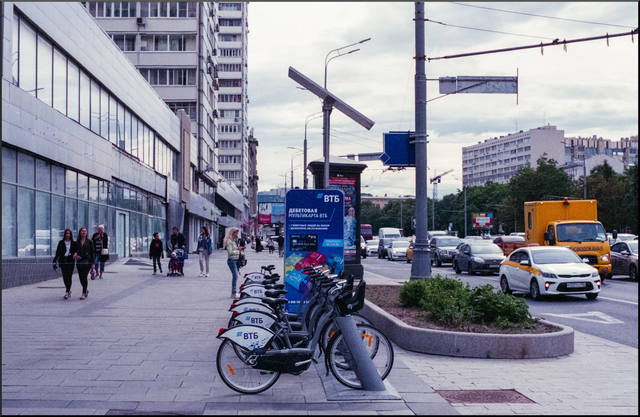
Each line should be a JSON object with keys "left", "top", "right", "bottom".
{"left": 541, "top": 311, "right": 623, "bottom": 324}
{"left": 597, "top": 296, "right": 638, "bottom": 306}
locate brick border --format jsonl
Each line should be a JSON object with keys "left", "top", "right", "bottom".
{"left": 361, "top": 300, "right": 574, "bottom": 359}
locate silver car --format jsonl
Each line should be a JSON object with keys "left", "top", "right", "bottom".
{"left": 387, "top": 239, "right": 410, "bottom": 261}
{"left": 365, "top": 239, "right": 379, "bottom": 256}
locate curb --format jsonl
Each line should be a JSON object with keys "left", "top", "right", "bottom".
{"left": 361, "top": 300, "right": 574, "bottom": 359}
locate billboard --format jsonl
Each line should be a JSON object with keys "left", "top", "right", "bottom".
{"left": 258, "top": 202, "right": 285, "bottom": 224}
{"left": 472, "top": 212, "right": 494, "bottom": 229}
{"left": 328, "top": 176, "right": 358, "bottom": 262}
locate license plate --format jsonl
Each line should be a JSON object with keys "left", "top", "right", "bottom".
{"left": 566, "top": 282, "right": 585, "bottom": 288}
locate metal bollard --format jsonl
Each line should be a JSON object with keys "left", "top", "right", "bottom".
{"left": 333, "top": 316, "right": 386, "bottom": 391}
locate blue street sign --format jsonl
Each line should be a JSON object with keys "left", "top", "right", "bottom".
{"left": 284, "top": 189, "right": 344, "bottom": 312}
{"left": 379, "top": 131, "right": 415, "bottom": 167}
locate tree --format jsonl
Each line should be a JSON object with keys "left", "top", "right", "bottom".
{"left": 586, "top": 161, "right": 628, "bottom": 233}
{"left": 621, "top": 164, "right": 638, "bottom": 234}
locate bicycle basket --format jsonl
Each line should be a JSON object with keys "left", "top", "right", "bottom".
{"left": 335, "top": 279, "right": 366, "bottom": 316}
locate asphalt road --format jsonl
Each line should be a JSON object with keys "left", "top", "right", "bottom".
{"left": 362, "top": 254, "right": 638, "bottom": 348}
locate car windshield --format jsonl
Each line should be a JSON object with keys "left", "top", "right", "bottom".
{"left": 628, "top": 241, "right": 638, "bottom": 254}
{"left": 556, "top": 223, "right": 607, "bottom": 242}
{"left": 532, "top": 249, "right": 582, "bottom": 264}
{"left": 436, "top": 238, "right": 461, "bottom": 246}
{"left": 470, "top": 244, "right": 503, "bottom": 255}
{"left": 393, "top": 241, "right": 410, "bottom": 248}
{"left": 385, "top": 233, "right": 401, "bottom": 239}
{"left": 366, "top": 240, "right": 378, "bottom": 245}
{"left": 619, "top": 234, "right": 636, "bottom": 241}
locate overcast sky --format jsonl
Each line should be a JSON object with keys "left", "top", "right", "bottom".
{"left": 247, "top": 2, "right": 638, "bottom": 198}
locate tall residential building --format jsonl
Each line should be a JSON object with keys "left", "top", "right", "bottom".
{"left": 2, "top": 2, "right": 187, "bottom": 287}
{"left": 564, "top": 135, "right": 638, "bottom": 166}
{"left": 462, "top": 125, "right": 565, "bottom": 187}
{"left": 217, "top": 1, "right": 250, "bottom": 229}
{"left": 86, "top": 1, "right": 246, "bottom": 248}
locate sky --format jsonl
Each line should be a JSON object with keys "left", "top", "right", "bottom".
{"left": 247, "top": 2, "right": 638, "bottom": 199}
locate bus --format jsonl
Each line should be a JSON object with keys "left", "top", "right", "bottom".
{"left": 361, "top": 224, "right": 373, "bottom": 241}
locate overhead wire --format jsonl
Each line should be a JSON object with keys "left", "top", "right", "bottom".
{"left": 449, "top": 2, "right": 637, "bottom": 29}
{"left": 425, "top": 17, "right": 554, "bottom": 40}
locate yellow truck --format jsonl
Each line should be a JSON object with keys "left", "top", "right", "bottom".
{"left": 524, "top": 198, "right": 612, "bottom": 280}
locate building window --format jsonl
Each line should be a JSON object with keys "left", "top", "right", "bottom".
{"left": 220, "top": 48, "right": 242, "bottom": 57}
{"left": 218, "top": 94, "right": 242, "bottom": 103}
{"left": 219, "top": 63, "right": 242, "bottom": 72}
{"left": 219, "top": 34, "right": 242, "bottom": 42}
{"left": 110, "top": 34, "right": 136, "bottom": 51}
{"left": 219, "top": 3, "right": 242, "bottom": 11}
{"left": 18, "top": 17, "right": 37, "bottom": 96}
{"left": 37, "top": 36, "right": 53, "bottom": 106}
{"left": 52, "top": 48, "right": 67, "bottom": 115}
{"left": 219, "top": 18, "right": 242, "bottom": 26}
{"left": 220, "top": 79, "right": 241, "bottom": 87}
{"left": 139, "top": 68, "right": 196, "bottom": 86}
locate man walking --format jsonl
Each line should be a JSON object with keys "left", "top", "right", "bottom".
{"left": 169, "top": 227, "right": 186, "bottom": 275}
{"left": 277, "top": 234, "right": 285, "bottom": 258}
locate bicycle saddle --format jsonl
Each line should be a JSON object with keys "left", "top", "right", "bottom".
{"left": 264, "top": 289, "right": 287, "bottom": 297}
{"left": 261, "top": 297, "right": 287, "bottom": 308}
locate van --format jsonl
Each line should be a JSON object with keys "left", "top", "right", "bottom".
{"left": 377, "top": 227, "right": 402, "bottom": 259}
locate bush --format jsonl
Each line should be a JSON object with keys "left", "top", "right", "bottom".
{"left": 399, "top": 275, "right": 535, "bottom": 329}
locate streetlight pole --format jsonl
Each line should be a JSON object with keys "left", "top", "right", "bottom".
{"left": 287, "top": 147, "right": 303, "bottom": 189}
{"left": 322, "top": 37, "right": 371, "bottom": 188}
{"left": 410, "top": 1, "right": 431, "bottom": 279}
{"left": 304, "top": 113, "right": 322, "bottom": 189}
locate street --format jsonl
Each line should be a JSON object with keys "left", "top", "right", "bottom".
{"left": 362, "top": 255, "right": 639, "bottom": 348}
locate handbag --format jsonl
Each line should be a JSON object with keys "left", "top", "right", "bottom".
{"left": 101, "top": 248, "right": 109, "bottom": 255}
{"left": 237, "top": 252, "right": 247, "bottom": 268}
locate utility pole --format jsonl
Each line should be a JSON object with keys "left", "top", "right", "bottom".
{"left": 410, "top": 1, "right": 431, "bottom": 279}
{"left": 464, "top": 186, "right": 467, "bottom": 238}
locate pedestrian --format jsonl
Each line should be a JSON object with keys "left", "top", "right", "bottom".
{"left": 197, "top": 226, "right": 213, "bottom": 277}
{"left": 91, "top": 224, "right": 109, "bottom": 280}
{"left": 169, "top": 226, "right": 186, "bottom": 275}
{"left": 224, "top": 227, "right": 241, "bottom": 298}
{"left": 267, "top": 236, "right": 274, "bottom": 254}
{"left": 277, "top": 234, "right": 285, "bottom": 258}
{"left": 53, "top": 228, "right": 77, "bottom": 300}
{"left": 149, "top": 232, "right": 164, "bottom": 275}
{"left": 73, "top": 227, "right": 94, "bottom": 300}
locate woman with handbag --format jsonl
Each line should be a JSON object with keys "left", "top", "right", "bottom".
{"left": 197, "top": 226, "right": 213, "bottom": 277}
{"left": 73, "top": 227, "right": 94, "bottom": 300}
{"left": 223, "top": 227, "right": 242, "bottom": 298}
{"left": 91, "top": 225, "right": 109, "bottom": 280}
{"left": 53, "top": 228, "right": 77, "bottom": 300}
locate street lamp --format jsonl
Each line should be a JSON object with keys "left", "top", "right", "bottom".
{"left": 324, "top": 37, "right": 371, "bottom": 89}
{"left": 287, "top": 146, "right": 303, "bottom": 189}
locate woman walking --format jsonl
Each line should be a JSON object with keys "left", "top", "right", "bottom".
{"left": 224, "top": 227, "right": 241, "bottom": 298}
{"left": 73, "top": 227, "right": 94, "bottom": 300}
{"left": 91, "top": 224, "right": 109, "bottom": 279}
{"left": 197, "top": 226, "right": 213, "bottom": 277}
{"left": 53, "top": 229, "right": 76, "bottom": 300}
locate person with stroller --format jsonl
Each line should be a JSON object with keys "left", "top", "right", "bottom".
{"left": 169, "top": 226, "right": 186, "bottom": 275}
{"left": 149, "top": 232, "right": 164, "bottom": 275}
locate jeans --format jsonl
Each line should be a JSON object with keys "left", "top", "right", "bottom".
{"left": 93, "top": 255, "right": 105, "bottom": 273}
{"left": 76, "top": 261, "right": 91, "bottom": 293}
{"left": 152, "top": 256, "right": 162, "bottom": 273}
{"left": 227, "top": 258, "right": 239, "bottom": 293}
{"left": 199, "top": 251, "right": 210, "bottom": 274}
{"left": 60, "top": 261, "right": 75, "bottom": 292}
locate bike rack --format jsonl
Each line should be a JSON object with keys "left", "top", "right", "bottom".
{"left": 333, "top": 316, "right": 386, "bottom": 391}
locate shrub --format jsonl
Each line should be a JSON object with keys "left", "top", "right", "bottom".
{"left": 399, "top": 275, "right": 535, "bottom": 329}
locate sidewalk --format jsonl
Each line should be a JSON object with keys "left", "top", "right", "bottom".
{"left": 2, "top": 249, "right": 637, "bottom": 415}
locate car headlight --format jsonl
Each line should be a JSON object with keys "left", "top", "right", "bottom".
{"left": 591, "top": 271, "right": 599, "bottom": 277}
{"left": 472, "top": 256, "right": 484, "bottom": 263}
{"left": 541, "top": 272, "right": 557, "bottom": 278}
{"left": 600, "top": 254, "right": 609, "bottom": 262}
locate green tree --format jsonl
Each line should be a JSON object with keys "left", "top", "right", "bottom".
{"left": 585, "top": 161, "right": 628, "bottom": 233}
{"left": 621, "top": 164, "right": 638, "bottom": 234}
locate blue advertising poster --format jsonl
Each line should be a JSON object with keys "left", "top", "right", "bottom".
{"left": 284, "top": 189, "right": 344, "bottom": 312}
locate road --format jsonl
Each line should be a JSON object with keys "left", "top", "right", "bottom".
{"left": 362, "top": 254, "right": 638, "bottom": 348}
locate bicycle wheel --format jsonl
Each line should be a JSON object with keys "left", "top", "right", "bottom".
{"left": 326, "top": 324, "right": 394, "bottom": 389}
{"left": 216, "top": 339, "right": 281, "bottom": 394}
{"left": 320, "top": 314, "right": 372, "bottom": 352}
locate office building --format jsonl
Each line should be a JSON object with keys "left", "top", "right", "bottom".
{"left": 86, "top": 1, "right": 247, "bottom": 248}
{"left": 1, "top": 2, "right": 188, "bottom": 287}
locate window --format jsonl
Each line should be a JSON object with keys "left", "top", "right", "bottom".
{"left": 219, "top": 18, "right": 242, "bottom": 26}
{"left": 150, "top": 2, "right": 158, "bottom": 17}
{"left": 117, "top": 101, "right": 125, "bottom": 149}
{"left": 132, "top": 117, "right": 139, "bottom": 158}
{"left": 219, "top": 3, "right": 242, "bottom": 11}
{"left": 178, "top": 1, "right": 188, "bottom": 17}
{"left": 79, "top": 71, "right": 90, "bottom": 128}
{"left": 52, "top": 48, "right": 67, "bottom": 114}
{"left": 19, "top": 18, "right": 37, "bottom": 95}
{"left": 35, "top": 159, "right": 50, "bottom": 191}
{"left": 17, "top": 188, "right": 35, "bottom": 257}
{"left": 169, "top": 2, "right": 177, "bottom": 17}
{"left": 37, "top": 36, "right": 53, "bottom": 105}
{"left": 35, "top": 191, "right": 51, "bottom": 256}
{"left": 155, "top": 34, "right": 168, "bottom": 51}
{"left": 2, "top": 185, "right": 17, "bottom": 257}
{"left": 108, "top": 95, "right": 117, "bottom": 144}
{"left": 110, "top": 34, "right": 136, "bottom": 51}
{"left": 78, "top": 173, "right": 88, "bottom": 200}
{"left": 124, "top": 109, "right": 131, "bottom": 154}
{"left": 12, "top": 14, "right": 19, "bottom": 85}
{"left": 18, "top": 153, "right": 35, "bottom": 187}
{"left": 90, "top": 80, "right": 100, "bottom": 135}
{"left": 220, "top": 79, "right": 241, "bottom": 87}
{"left": 166, "top": 101, "right": 197, "bottom": 119}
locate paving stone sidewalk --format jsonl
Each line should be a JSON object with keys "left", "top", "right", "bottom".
{"left": 2, "top": 249, "right": 638, "bottom": 415}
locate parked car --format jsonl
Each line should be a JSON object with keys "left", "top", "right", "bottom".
{"left": 453, "top": 242, "right": 505, "bottom": 275}
{"left": 610, "top": 240, "right": 638, "bottom": 281}
{"left": 429, "top": 236, "right": 462, "bottom": 267}
{"left": 463, "top": 236, "right": 484, "bottom": 241}
{"left": 510, "top": 232, "right": 526, "bottom": 238}
{"left": 365, "top": 239, "right": 379, "bottom": 256}
{"left": 387, "top": 239, "right": 411, "bottom": 261}
{"left": 499, "top": 246, "right": 601, "bottom": 300}
{"left": 493, "top": 235, "right": 526, "bottom": 256}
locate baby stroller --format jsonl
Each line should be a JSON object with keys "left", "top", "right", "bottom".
{"left": 167, "top": 248, "right": 184, "bottom": 276}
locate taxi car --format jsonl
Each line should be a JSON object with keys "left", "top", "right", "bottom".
{"left": 499, "top": 246, "right": 601, "bottom": 300}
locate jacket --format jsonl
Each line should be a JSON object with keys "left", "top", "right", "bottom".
{"left": 197, "top": 234, "right": 213, "bottom": 255}
{"left": 91, "top": 232, "right": 109, "bottom": 261}
{"left": 74, "top": 239, "right": 94, "bottom": 263}
{"left": 149, "top": 238, "right": 164, "bottom": 258}
{"left": 53, "top": 240, "right": 76, "bottom": 265}
{"left": 225, "top": 239, "right": 240, "bottom": 260}
{"left": 170, "top": 232, "right": 185, "bottom": 249}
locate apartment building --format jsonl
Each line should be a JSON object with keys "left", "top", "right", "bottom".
{"left": 2, "top": 2, "right": 188, "bottom": 287}
{"left": 564, "top": 135, "right": 638, "bottom": 166}
{"left": 462, "top": 125, "right": 565, "bottom": 187}
{"left": 217, "top": 1, "right": 250, "bottom": 228}
{"left": 86, "top": 1, "right": 246, "bottom": 248}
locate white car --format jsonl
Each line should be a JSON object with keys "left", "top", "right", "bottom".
{"left": 365, "top": 239, "right": 379, "bottom": 256}
{"left": 499, "top": 246, "right": 601, "bottom": 300}
{"left": 387, "top": 239, "right": 410, "bottom": 261}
